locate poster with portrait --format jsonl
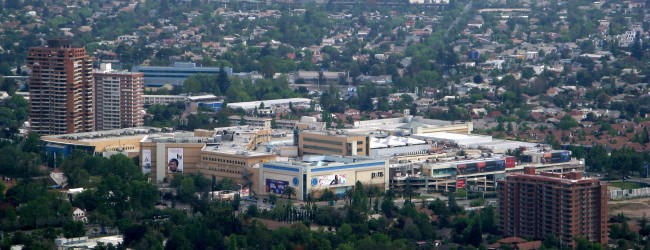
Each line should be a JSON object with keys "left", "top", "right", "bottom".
{"left": 313, "top": 174, "right": 347, "bottom": 187}
{"left": 142, "top": 149, "right": 151, "bottom": 174}
{"left": 167, "top": 148, "right": 184, "bottom": 173}
{"left": 265, "top": 179, "right": 289, "bottom": 195}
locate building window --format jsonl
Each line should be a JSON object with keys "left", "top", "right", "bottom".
{"left": 303, "top": 145, "right": 341, "bottom": 153}
{"left": 303, "top": 137, "right": 343, "bottom": 146}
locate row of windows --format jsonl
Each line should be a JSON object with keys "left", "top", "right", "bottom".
{"left": 303, "top": 137, "right": 343, "bottom": 146}
{"left": 138, "top": 70, "right": 224, "bottom": 74}
{"left": 202, "top": 156, "right": 246, "bottom": 166}
{"left": 139, "top": 74, "right": 197, "bottom": 78}
{"left": 302, "top": 145, "right": 342, "bottom": 153}
{"left": 206, "top": 167, "right": 243, "bottom": 175}
{"left": 346, "top": 148, "right": 364, "bottom": 153}
{"left": 105, "top": 145, "right": 135, "bottom": 152}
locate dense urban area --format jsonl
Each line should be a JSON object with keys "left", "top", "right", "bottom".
{"left": 0, "top": 0, "right": 650, "bottom": 249}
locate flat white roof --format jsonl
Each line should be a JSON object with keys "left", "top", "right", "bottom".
{"left": 411, "top": 132, "right": 493, "bottom": 145}
{"left": 202, "top": 146, "right": 273, "bottom": 157}
{"left": 143, "top": 95, "right": 187, "bottom": 98}
{"left": 227, "top": 98, "right": 311, "bottom": 110}
{"left": 471, "top": 139, "right": 538, "bottom": 150}
{"left": 187, "top": 95, "right": 218, "bottom": 101}
{"left": 412, "top": 132, "right": 538, "bottom": 150}
{"left": 369, "top": 136, "right": 426, "bottom": 149}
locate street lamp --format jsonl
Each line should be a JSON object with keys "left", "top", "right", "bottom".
{"left": 236, "top": 183, "right": 243, "bottom": 195}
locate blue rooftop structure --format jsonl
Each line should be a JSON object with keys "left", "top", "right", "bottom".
{"left": 132, "top": 62, "right": 233, "bottom": 87}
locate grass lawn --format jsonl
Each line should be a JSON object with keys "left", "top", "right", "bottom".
{"left": 609, "top": 181, "right": 643, "bottom": 190}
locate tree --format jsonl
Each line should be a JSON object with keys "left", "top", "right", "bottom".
{"left": 543, "top": 234, "right": 559, "bottom": 249}
{"left": 631, "top": 34, "right": 644, "bottom": 60}
{"left": 633, "top": 127, "right": 650, "bottom": 144}
{"left": 465, "top": 218, "right": 483, "bottom": 247}
{"left": 447, "top": 193, "right": 463, "bottom": 214}
{"left": 472, "top": 74, "right": 484, "bottom": 83}
{"left": 480, "top": 205, "right": 497, "bottom": 234}
{"left": 63, "top": 220, "right": 86, "bottom": 238}
{"left": 174, "top": 175, "right": 196, "bottom": 202}
{"left": 320, "top": 188, "right": 335, "bottom": 203}
{"left": 576, "top": 70, "right": 594, "bottom": 87}
{"left": 261, "top": 57, "right": 276, "bottom": 79}
{"left": 403, "top": 182, "right": 414, "bottom": 203}
{"left": 575, "top": 237, "right": 603, "bottom": 250}
{"left": 22, "top": 133, "right": 40, "bottom": 153}
{"left": 367, "top": 186, "right": 381, "bottom": 214}
{"left": 343, "top": 189, "right": 353, "bottom": 205}
{"left": 270, "top": 118, "right": 278, "bottom": 129}
{"left": 455, "top": 189, "right": 468, "bottom": 199}
{"left": 217, "top": 67, "right": 230, "bottom": 93}
{"left": 381, "top": 191, "right": 396, "bottom": 218}
{"left": 585, "top": 145, "right": 608, "bottom": 172}
{"left": 639, "top": 215, "right": 650, "bottom": 237}
{"left": 268, "top": 194, "right": 277, "bottom": 205}
{"left": 609, "top": 148, "right": 644, "bottom": 176}
{"left": 183, "top": 76, "right": 202, "bottom": 94}
{"left": 559, "top": 115, "right": 578, "bottom": 130}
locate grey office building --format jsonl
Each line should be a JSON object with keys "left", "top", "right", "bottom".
{"left": 132, "top": 62, "right": 233, "bottom": 87}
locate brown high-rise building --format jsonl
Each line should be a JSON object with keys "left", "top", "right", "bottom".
{"left": 94, "top": 63, "right": 144, "bottom": 130}
{"left": 497, "top": 167, "right": 608, "bottom": 247}
{"left": 27, "top": 39, "right": 94, "bottom": 135}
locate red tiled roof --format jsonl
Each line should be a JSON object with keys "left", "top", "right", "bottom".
{"left": 498, "top": 237, "right": 527, "bottom": 244}
{"left": 516, "top": 241, "right": 542, "bottom": 250}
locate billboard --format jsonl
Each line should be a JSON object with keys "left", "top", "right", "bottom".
{"left": 265, "top": 179, "right": 289, "bottom": 195}
{"left": 312, "top": 174, "right": 347, "bottom": 187}
{"left": 167, "top": 148, "right": 184, "bottom": 173}
{"left": 505, "top": 156, "right": 516, "bottom": 168}
{"left": 142, "top": 149, "right": 152, "bottom": 174}
{"left": 431, "top": 167, "right": 456, "bottom": 177}
{"left": 240, "top": 187, "right": 250, "bottom": 198}
{"left": 540, "top": 151, "right": 570, "bottom": 164}
{"left": 457, "top": 158, "right": 508, "bottom": 175}
{"left": 456, "top": 179, "right": 466, "bottom": 189}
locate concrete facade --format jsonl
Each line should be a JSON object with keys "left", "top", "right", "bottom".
{"left": 28, "top": 39, "right": 94, "bottom": 135}
{"left": 497, "top": 168, "right": 608, "bottom": 247}
{"left": 259, "top": 156, "right": 389, "bottom": 200}
{"left": 94, "top": 64, "right": 144, "bottom": 130}
{"left": 298, "top": 131, "right": 368, "bottom": 156}
{"left": 132, "top": 62, "right": 233, "bottom": 87}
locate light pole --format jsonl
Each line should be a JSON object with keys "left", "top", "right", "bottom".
{"left": 236, "top": 183, "right": 243, "bottom": 212}
{"left": 236, "top": 183, "right": 243, "bottom": 197}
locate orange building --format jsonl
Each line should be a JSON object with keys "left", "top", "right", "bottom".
{"left": 497, "top": 167, "right": 608, "bottom": 247}
{"left": 28, "top": 39, "right": 94, "bottom": 135}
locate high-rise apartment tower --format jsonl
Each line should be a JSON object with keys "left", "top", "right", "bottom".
{"left": 27, "top": 39, "right": 94, "bottom": 135}
{"left": 497, "top": 167, "right": 608, "bottom": 247}
{"left": 94, "top": 63, "right": 144, "bottom": 130}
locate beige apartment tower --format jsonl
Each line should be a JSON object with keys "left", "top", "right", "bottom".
{"left": 27, "top": 39, "right": 94, "bottom": 135}
{"left": 94, "top": 63, "right": 144, "bottom": 130}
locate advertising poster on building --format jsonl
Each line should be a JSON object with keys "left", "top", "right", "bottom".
{"left": 240, "top": 187, "right": 250, "bottom": 198}
{"left": 265, "top": 179, "right": 289, "bottom": 195}
{"left": 167, "top": 148, "right": 184, "bottom": 173}
{"left": 142, "top": 149, "right": 151, "bottom": 174}
{"left": 456, "top": 179, "right": 466, "bottom": 189}
{"left": 312, "top": 174, "right": 347, "bottom": 187}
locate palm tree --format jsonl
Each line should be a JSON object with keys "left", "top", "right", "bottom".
{"left": 343, "top": 189, "right": 354, "bottom": 205}
{"left": 306, "top": 191, "right": 317, "bottom": 206}
{"left": 283, "top": 186, "right": 296, "bottom": 200}
{"left": 368, "top": 186, "right": 381, "bottom": 213}
{"left": 404, "top": 182, "right": 414, "bottom": 203}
